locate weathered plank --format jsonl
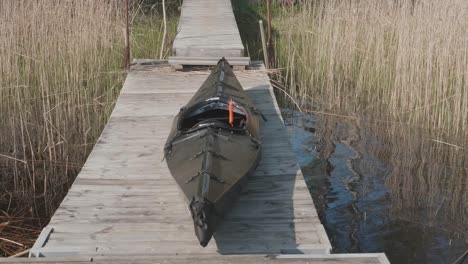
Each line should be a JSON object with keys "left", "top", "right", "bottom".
{"left": 1, "top": 254, "right": 389, "bottom": 264}
{"left": 171, "top": 0, "right": 245, "bottom": 58}
{"left": 169, "top": 56, "right": 250, "bottom": 66}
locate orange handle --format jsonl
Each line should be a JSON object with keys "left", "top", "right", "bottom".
{"left": 228, "top": 98, "right": 234, "bottom": 127}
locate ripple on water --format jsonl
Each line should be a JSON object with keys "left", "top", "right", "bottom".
{"left": 281, "top": 108, "right": 468, "bottom": 264}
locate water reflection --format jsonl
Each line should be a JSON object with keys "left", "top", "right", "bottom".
{"left": 281, "top": 109, "right": 467, "bottom": 264}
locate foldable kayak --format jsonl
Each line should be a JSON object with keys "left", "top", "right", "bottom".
{"left": 164, "top": 58, "right": 261, "bottom": 247}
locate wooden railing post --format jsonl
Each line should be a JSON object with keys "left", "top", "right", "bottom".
{"left": 266, "top": 0, "right": 273, "bottom": 68}
{"left": 124, "top": 0, "right": 130, "bottom": 69}
{"left": 259, "top": 20, "right": 269, "bottom": 69}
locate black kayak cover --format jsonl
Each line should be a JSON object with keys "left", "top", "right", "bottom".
{"left": 164, "top": 58, "right": 261, "bottom": 247}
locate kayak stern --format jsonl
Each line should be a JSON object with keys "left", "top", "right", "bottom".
{"left": 189, "top": 196, "right": 217, "bottom": 247}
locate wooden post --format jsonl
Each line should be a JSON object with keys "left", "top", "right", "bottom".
{"left": 266, "top": 0, "right": 273, "bottom": 68}
{"left": 259, "top": 20, "right": 269, "bottom": 69}
{"left": 124, "top": 0, "right": 130, "bottom": 69}
{"left": 160, "top": 0, "right": 167, "bottom": 60}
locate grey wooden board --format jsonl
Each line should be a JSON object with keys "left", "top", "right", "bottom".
{"left": 0, "top": 257, "right": 92, "bottom": 263}
{"left": 168, "top": 56, "right": 250, "bottom": 66}
{"left": 172, "top": 0, "right": 245, "bottom": 58}
{"left": 35, "top": 65, "right": 332, "bottom": 257}
{"left": 2, "top": 254, "right": 390, "bottom": 264}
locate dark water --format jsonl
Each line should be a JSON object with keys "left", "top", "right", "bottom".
{"left": 281, "top": 109, "right": 468, "bottom": 264}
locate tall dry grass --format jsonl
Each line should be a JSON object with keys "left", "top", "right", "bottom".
{"left": 267, "top": 0, "right": 468, "bottom": 247}
{"left": 0, "top": 1, "right": 178, "bottom": 255}
{"left": 275, "top": 0, "right": 468, "bottom": 143}
{"left": 0, "top": 0, "right": 126, "bottom": 217}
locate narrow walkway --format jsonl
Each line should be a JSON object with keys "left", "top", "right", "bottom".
{"left": 28, "top": 63, "right": 388, "bottom": 263}
{"left": 31, "top": 63, "right": 332, "bottom": 256}
{"left": 172, "top": 0, "right": 244, "bottom": 57}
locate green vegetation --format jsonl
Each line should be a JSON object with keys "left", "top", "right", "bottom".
{"left": 232, "top": 0, "right": 265, "bottom": 60}
{"left": 131, "top": 1, "right": 181, "bottom": 59}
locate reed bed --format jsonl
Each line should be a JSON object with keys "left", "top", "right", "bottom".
{"left": 0, "top": 0, "right": 178, "bottom": 256}
{"left": 269, "top": 0, "right": 468, "bottom": 232}
{"left": 0, "top": 0, "right": 126, "bottom": 216}
{"left": 0, "top": 204, "right": 41, "bottom": 256}
{"left": 273, "top": 0, "right": 468, "bottom": 143}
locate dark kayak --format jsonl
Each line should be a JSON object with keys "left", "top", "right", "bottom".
{"left": 164, "top": 58, "right": 262, "bottom": 247}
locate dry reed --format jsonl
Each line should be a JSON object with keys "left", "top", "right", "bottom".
{"left": 274, "top": 0, "right": 468, "bottom": 143}
{"left": 270, "top": 0, "right": 468, "bottom": 231}
{"left": 0, "top": 0, "right": 125, "bottom": 218}
{"left": 0, "top": 1, "right": 178, "bottom": 256}
{"left": 0, "top": 205, "right": 41, "bottom": 257}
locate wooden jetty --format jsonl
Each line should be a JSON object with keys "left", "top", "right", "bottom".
{"left": 31, "top": 64, "right": 335, "bottom": 256}
{"left": 25, "top": 64, "right": 389, "bottom": 262}
{"left": 169, "top": 0, "right": 250, "bottom": 66}
{"left": 19, "top": 0, "right": 390, "bottom": 263}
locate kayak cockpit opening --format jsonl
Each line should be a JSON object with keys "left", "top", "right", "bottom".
{"left": 180, "top": 100, "right": 248, "bottom": 131}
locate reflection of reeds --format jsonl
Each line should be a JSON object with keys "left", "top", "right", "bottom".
{"left": 382, "top": 123, "right": 467, "bottom": 233}
{"left": 273, "top": 0, "right": 468, "bottom": 143}
{"left": 316, "top": 116, "right": 467, "bottom": 236}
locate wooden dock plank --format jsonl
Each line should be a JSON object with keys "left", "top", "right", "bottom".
{"left": 172, "top": 0, "right": 245, "bottom": 58}
{"left": 3, "top": 254, "right": 388, "bottom": 264}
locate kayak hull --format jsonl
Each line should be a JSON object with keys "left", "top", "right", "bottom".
{"left": 164, "top": 58, "right": 261, "bottom": 246}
